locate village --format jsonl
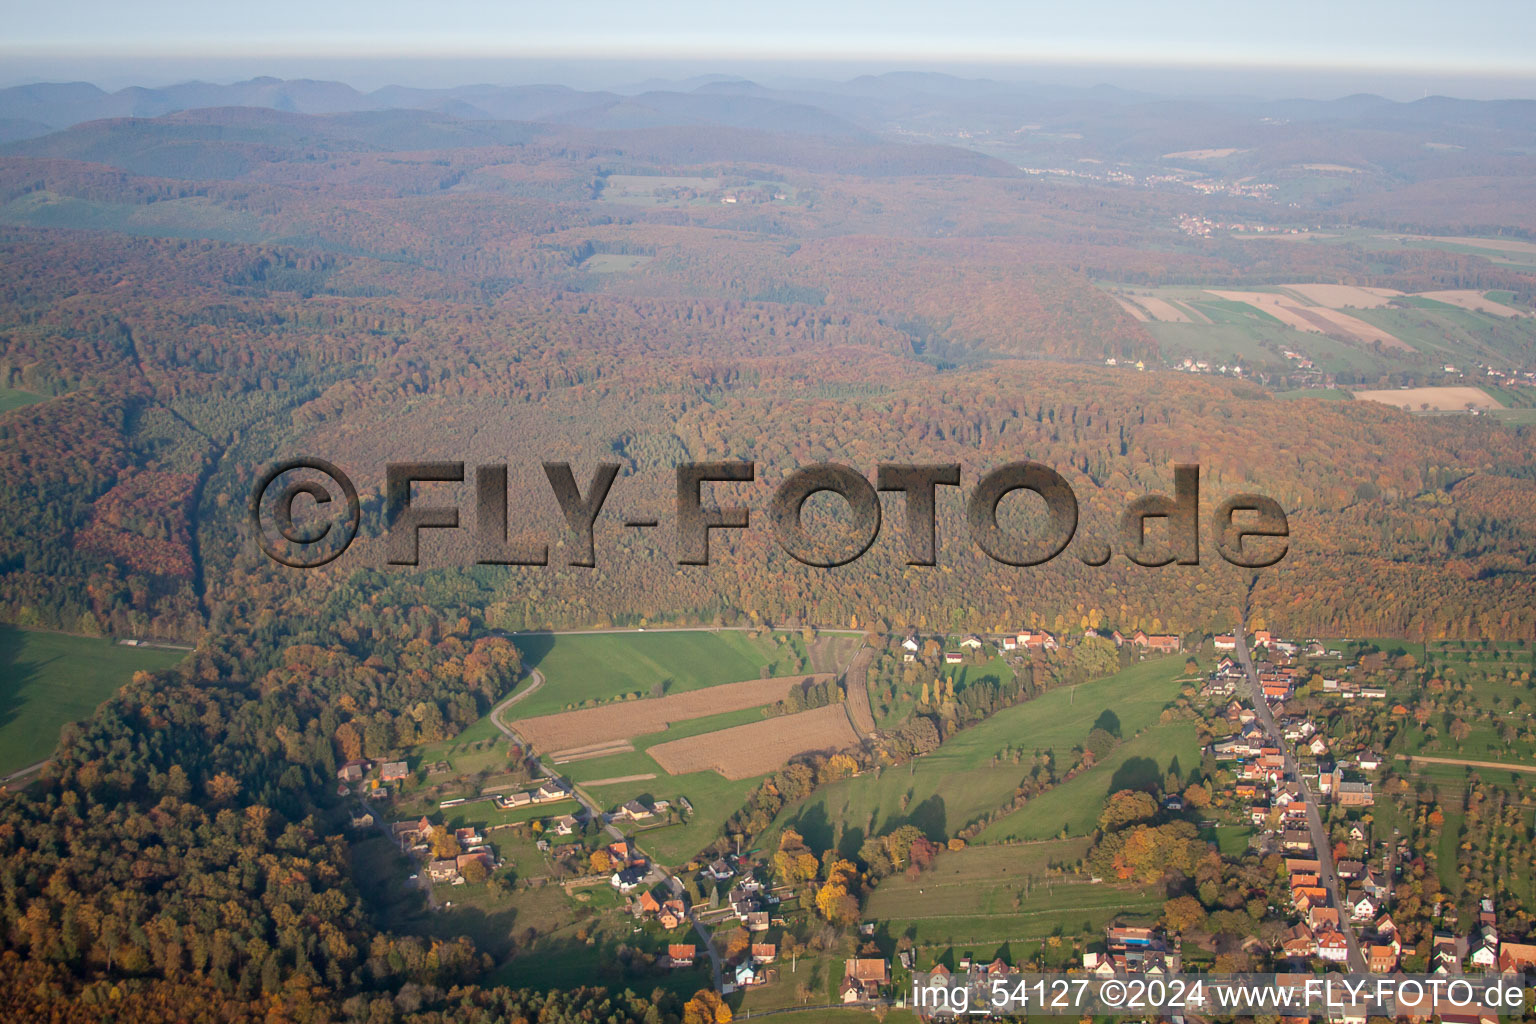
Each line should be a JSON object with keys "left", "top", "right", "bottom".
{"left": 329, "top": 623, "right": 1535, "bottom": 1022}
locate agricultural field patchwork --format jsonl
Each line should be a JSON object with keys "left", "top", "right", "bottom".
{"left": 1106, "top": 278, "right": 1536, "bottom": 376}
{"left": 647, "top": 702, "right": 861, "bottom": 779}
{"left": 511, "top": 673, "right": 833, "bottom": 755}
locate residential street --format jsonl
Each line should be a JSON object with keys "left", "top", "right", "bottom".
{"left": 1234, "top": 622, "right": 1368, "bottom": 972}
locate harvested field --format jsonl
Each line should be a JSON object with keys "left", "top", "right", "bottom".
{"left": 512, "top": 674, "right": 830, "bottom": 753}
{"left": 1206, "top": 289, "right": 1313, "bottom": 327}
{"left": 1295, "top": 307, "right": 1410, "bottom": 349}
{"left": 1114, "top": 296, "right": 1149, "bottom": 321}
{"left": 1417, "top": 290, "right": 1528, "bottom": 317}
{"left": 552, "top": 740, "right": 634, "bottom": 763}
{"left": 1115, "top": 295, "right": 1204, "bottom": 323}
{"left": 1283, "top": 284, "right": 1402, "bottom": 308}
{"left": 1207, "top": 289, "right": 1408, "bottom": 348}
{"left": 1136, "top": 297, "right": 1196, "bottom": 322}
{"left": 647, "top": 704, "right": 860, "bottom": 780}
{"left": 1353, "top": 387, "right": 1504, "bottom": 411}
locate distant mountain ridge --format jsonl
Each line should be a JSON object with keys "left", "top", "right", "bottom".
{"left": 6, "top": 73, "right": 1535, "bottom": 141}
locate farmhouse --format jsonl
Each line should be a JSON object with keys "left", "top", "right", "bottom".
{"left": 665, "top": 944, "right": 696, "bottom": 968}
{"left": 380, "top": 761, "right": 409, "bottom": 782}
{"left": 427, "top": 859, "right": 459, "bottom": 883}
{"left": 840, "top": 958, "right": 889, "bottom": 1001}
{"left": 1337, "top": 780, "right": 1374, "bottom": 807}
{"left": 1281, "top": 924, "right": 1317, "bottom": 957}
{"left": 494, "top": 791, "right": 534, "bottom": 809}
{"left": 1016, "top": 630, "right": 1058, "bottom": 651}
{"left": 456, "top": 851, "right": 492, "bottom": 875}
{"left": 392, "top": 816, "right": 433, "bottom": 848}
{"left": 1214, "top": 635, "right": 1236, "bottom": 651}
{"left": 336, "top": 759, "right": 371, "bottom": 782}
{"left": 658, "top": 899, "right": 687, "bottom": 930}
{"left": 1131, "top": 630, "right": 1180, "bottom": 653}
{"left": 618, "top": 798, "right": 656, "bottom": 822}
{"left": 535, "top": 777, "right": 573, "bottom": 802}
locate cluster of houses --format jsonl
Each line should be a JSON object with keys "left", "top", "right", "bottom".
{"left": 731, "top": 943, "right": 779, "bottom": 990}
{"left": 1277, "top": 853, "right": 1400, "bottom": 970}
{"left": 389, "top": 817, "right": 497, "bottom": 885}
{"left": 492, "top": 775, "right": 573, "bottom": 811}
{"left": 904, "top": 627, "right": 1181, "bottom": 665}
{"left": 724, "top": 876, "right": 779, "bottom": 933}
{"left": 633, "top": 887, "right": 689, "bottom": 930}
{"left": 335, "top": 757, "right": 411, "bottom": 794}
{"left": 1082, "top": 925, "right": 1182, "bottom": 974}
{"left": 1210, "top": 659, "right": 1376, "bottom": 808}
{"left": 1437, "top": 903, "right": 1536, "bottom": 976}
{"left": 605, "top": 839, "right": 652, "bottom": 892}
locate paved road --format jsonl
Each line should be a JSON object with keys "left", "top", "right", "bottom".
{"left": 495, "top": 666, "right": 725, "bottom": 987}
{"left": 359, "top": 795, "right": 441, "bottom": 909}
{"left": 0, "top": 760, "right": 50, "bottom": 786}
{"left": 1234, "top": 622, "right": 1367, "bottom": 972}
{"left": 488, "top": 627, "right": 877, "bottom": 993}
{"left": 489, "top": 669, "right": 622, "bottom": 839}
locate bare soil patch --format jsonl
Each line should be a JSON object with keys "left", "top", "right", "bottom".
{"left": 1283, "top": 284, "right": 1402, "bottom": 308}
{"left": 647, "top": 704, "right": 860, "bottom": 780}
{"left": 513, "top": 674, "right": 829, "bottom": 753}
{"left": 1353, "top": 386, "right": 1504, "bottom": 411}
{"left": 1418, "top": 290, "right": 1528, "bottom": 317}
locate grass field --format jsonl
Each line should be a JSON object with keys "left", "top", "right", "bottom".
{"left": 1436, "top": 810, "right": 1466, "bottom": 898}
{"left": 1273, "top": 388, "right": 1353, "bottom": 401}
{"left": 979, "top": 721, "right": 1201, "bottom": 842}
{"left": 0, "top": 626, "right": 188, "bottom": 775}
{"left": 765, "top": 657, "right": 1189, "bottom": 855}
{"left": 509, "top": 630, "right": 801, "bottom": 717}
{"left": 867, "top": 837, "right": 1161, "bottom": 951}
{"left": 0, "top": 385, "right": 44, "bottom": 414}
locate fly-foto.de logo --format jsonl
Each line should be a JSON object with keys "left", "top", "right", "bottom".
{"left": 250, "top": 460, "right": 1288, "bottom": 571}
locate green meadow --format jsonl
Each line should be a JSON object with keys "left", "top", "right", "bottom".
{"left": 0, "top": 626, "right": 188, "bottom": 775}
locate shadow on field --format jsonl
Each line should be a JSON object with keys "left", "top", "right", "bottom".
{"left": 510, "top": 632, "right": 555, "bottom": 671}
{"left": 1109, "top": 756, "right": 1161, "bottom": 793}
{"left": 0, "top": 626, "right": 46, "bottom": 736}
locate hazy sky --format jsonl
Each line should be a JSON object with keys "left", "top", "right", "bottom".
{"left": 7, "top": 0, "right": 1534, "bottom": 75}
